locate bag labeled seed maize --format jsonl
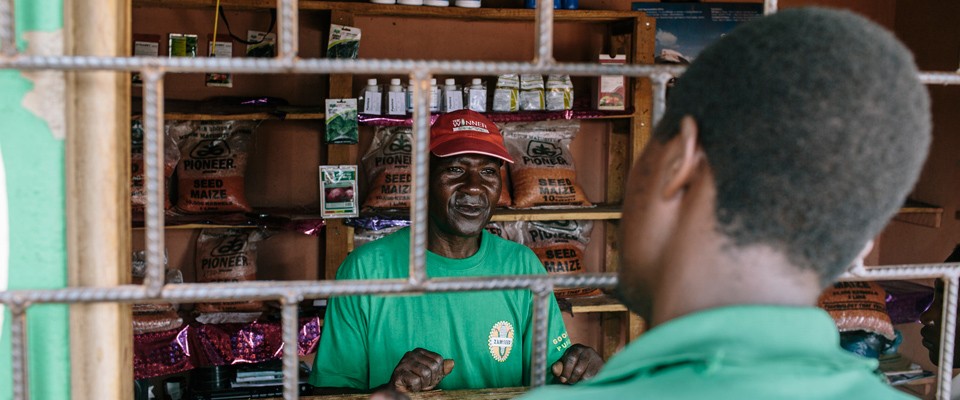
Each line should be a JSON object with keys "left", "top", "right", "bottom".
{"left": 502, "top": 121, "right": 592, "bottom": 209}
{"left": 174, "top": 120, "right": 258, "bottom": 213}
{"left": 516, "top": 220, "right": 599, "bottom": 298}
{"left": 361, "top": 126, "right": 413, "bottom": 212}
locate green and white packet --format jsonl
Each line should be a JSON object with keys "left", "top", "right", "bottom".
{"left": 325, "top": 99, "right": 359, "bottom": 144}
{"left": 168, "top": 33, "right": 198, "bottom": 57}
{"left": 327, "top": 24, "right": 362, "bottom": 59}
{"left": 546, "top": 75, "right": 574, "bottom": 111}
{"left": 319, "top": 165, "right": 359, "bottom": 218}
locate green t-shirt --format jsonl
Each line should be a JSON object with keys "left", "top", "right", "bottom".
{"left": 520, "top": 306, "right": 914, "bottom": 400}
{"left": 309, "top": 227, "right": 571, "bottom": 390}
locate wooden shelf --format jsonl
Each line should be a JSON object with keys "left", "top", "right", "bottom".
{"left": 566, "top": 294, "right": 627, "bottom": 313}
{"left": 894, "top": 199, "right": 943, "bottom": 228}
{"left": 131, "top": 98, "right": 325, "bottom": 121}
{"left": 492, "top": 204, "right": 622, "bottom": 221}
{"left": 134, "top": 0, "right": 646, "bottom": 22}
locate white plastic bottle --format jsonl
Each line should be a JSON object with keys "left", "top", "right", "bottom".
{"left": 429, "top": 78, "right": 440, "bottom": 113}
{"left": 360, "top": 78, "right": 382, "bottom": 115}
{"left": 398, "top": 0, "right": 423, "bottom": 5}
{"left": 465, "top": 78, "right": 487, "bottom": 112}
{"left": 386, "top": 78, "right": 406, "bottom": 115}
{"left": 405, "top": 79, "right": 416, "bottom": 114}
{"left": 455, "top": 0, "right": 481, "bottom": 7}
{"left": 423, "top": 0, "right": 449, "bottom": 6}
{"left": 441, "top": 78, "right": 464, "bottom": 112}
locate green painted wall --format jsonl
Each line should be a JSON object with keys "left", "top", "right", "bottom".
{"left": 0, "top": 0, "right": 70, "bottom": 399}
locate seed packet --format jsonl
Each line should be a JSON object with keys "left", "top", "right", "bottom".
{"left": 132, "top": 34, "right": 159, "bottom": 86}
{"left": 361, "top": 127, "right": 413, "bottom": 213}
{"left": 546, "top": 75, "right": 574, "bottom": 111}
{"left": 501, "top": 120, "right": 592, "bottom": 208}
{"left": 493, "top": 74, "right": 520, "bottom": 112}
{"left": 246, "top": 30, "right": 276, "bottom": 58}
{"left": 515, "top": 220, "right": 600, "bottom": 298}
{"left": 519, "top": 74, "right": 545, "bottom": 111}
{"left": 195, "top": 228, "right": 271, "bottom": 316}
{"left": 320, "top": 165, "right": 359, "bottom": 219}
{"left": 325, "top": 99, "right": 359, "bottom": 144}
{"left": 206, "top": 35, "right": 233, "bottom": 88}
{"left": 168, "top": 33, "right": 198, "bottom": 57}
{"left": 327, "top": 24, "right": 362, "bottom": 59}
{"left": 173, "top": 120, "right": 258, "bottom": 213}
{"left": 818, "top": 281, "right": 897, "bottom": 341}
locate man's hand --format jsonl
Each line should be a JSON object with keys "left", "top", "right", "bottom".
{"left": 551, "top": 344, "right": 603, "bottom": 384}
{"left": 389, "top": 348, "right": 455, "bottom": 392}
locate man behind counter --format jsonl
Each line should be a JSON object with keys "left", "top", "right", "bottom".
{"left": 523, "top": 7, "right": 931, "bottom": 400}
{"left": 309, "top": 109, "right": 603, "bottom": 393}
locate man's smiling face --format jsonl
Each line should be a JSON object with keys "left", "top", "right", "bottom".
{"left": 428, "top": 154, "right": 503, "bottom": 239}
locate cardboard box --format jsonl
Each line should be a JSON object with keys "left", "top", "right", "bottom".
{"left": 596, "top": 54, "right": 626, "bottom": 111}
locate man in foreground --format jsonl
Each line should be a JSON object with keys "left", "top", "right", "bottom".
{"left": 309, "top": 109, "right": 603, "bottom": 393}
{"left": 523, "top": 7, "right": 930, "bottom": 399}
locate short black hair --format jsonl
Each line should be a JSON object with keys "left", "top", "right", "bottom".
{"left": 654, "top": 8, "right": 931, "bottom": 285}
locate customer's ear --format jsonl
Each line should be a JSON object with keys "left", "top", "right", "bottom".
{"left": 662, "top": 116, "right": 703, "bottom": 199}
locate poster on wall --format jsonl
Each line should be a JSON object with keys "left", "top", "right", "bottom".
{"left": 631, "top": 2, "right": 763, "bottom": 65}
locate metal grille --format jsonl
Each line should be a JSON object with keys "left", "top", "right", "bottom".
{"left": 1, "top": 0, "right": 959, "bottom": 399}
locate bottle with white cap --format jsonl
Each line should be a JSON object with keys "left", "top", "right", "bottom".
{"left": 370, "top": 0, "right": 397, "bottom": 5}
{"left": 360, "top": 78, "right": 382, "bottom": 115}
{"left": 423, "top": 0, "right": 449, "bottom": 6}
{"left": 455, "top": 0, "right": 481, "bottom": 7}
{"left": 386, "top": 78, "right": 407, "bottom": 115}
{"left": 398, "top": 0, "right": 423, "bottom": 5}
{"left": 465, "top": 78, "right": 487, "bottom": 112}
{"left": 441, "top": 78, "right": 464, "bottom": 112}
{"left": 429, "top": 79, "right": 440, "bottom": 113}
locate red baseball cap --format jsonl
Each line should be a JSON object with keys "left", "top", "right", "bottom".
{"left": 430, "top": 109, "right": 514, "bottom": 163}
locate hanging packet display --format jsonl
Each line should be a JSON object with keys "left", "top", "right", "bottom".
{"left": 320, "top": 165, "right": 359, "bottom": 218}
{"left": 325, "top": 98, "right": 359, "bottom": 144}
{"left": 174, "top": 120, "right": 258, "bottom": 213}
{"left": 361, "top": 126, "right": 413, "bottom": 212}
{"left": 327, "top": 24, "right": 362, "bottom": 59}
{"left": 516, "top": 220, "right": 599, "bottom": 298}
{"left": 501, "top": 120, "right": 592, "bottom": 208}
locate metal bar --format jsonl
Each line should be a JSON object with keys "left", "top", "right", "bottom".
{"left": 0, "top": 274, "right": 619, "bottom": 305}
{"left": 0, "top": 0, "right": 14, "bottom": 57}
{"left": 10, "top": 305, "right": 29, "bottom": 400}
{"left": 281, "top": 296, "right": 301, "bottom": 400}
{"left": 533, "top": 0, "right": 554, "bottom": 65}
{"left": 650, "top": 72, "right": 670, "bottom": 127}
{"left": 142, "top": 69, "right": 166, "bottom": 295}
{"left": 763, "top": 0, "right": 778, "bottom": 15}
{"left": 0, "top": 55, "right": 691, "bottom": 76}
{"left": 277, "top": 0, "right": 298, "bottom": 61}
{"left": 839, "top": 263, "right": 960, "bottom": 281}
{"left": 408, "top": 70, "right": 432, "bottom": 286}
{"left": 939, "top": 276, "right": 958, "bottom": 400}
{"left": 920, "top": 71, "right": 960, "bottom": 85}
{"left": 530, "top": 287, "right": 552, "bottom": 388}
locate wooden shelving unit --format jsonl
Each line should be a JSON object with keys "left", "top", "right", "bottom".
{"left": 135, "top": 0, "right": 647, "bottom": 23}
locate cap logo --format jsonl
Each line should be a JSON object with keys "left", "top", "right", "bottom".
{"left": 451, "top": 118, "right": 490, "bottom": 134}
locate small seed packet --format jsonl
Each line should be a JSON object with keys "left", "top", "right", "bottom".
{"left": 206, "top": 35, "right": 233, "bottom": 88}
{"left": 327, "top": 24, "right": 362, "bottom": 59}
{"left": 132, "top": 34, "right": 160, "bottom": 86}
{"left": 246, "top": 31, "right": 276, "bottom": 58}
{"left": 168, "top": 34, "right": 198, "bottom": 57}
{"left": 320, "top": 165, "right": 359, "bottom": 218}
{"left": 325, "top": 99, "right": 359, "bottom": 144}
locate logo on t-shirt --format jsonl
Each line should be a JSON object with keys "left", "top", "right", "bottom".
{"left": 488, "top": 321, "right": 515, "bottom": 362}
